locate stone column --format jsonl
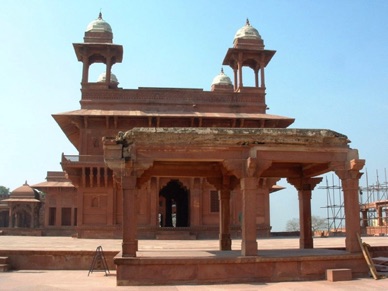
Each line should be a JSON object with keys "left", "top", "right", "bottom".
{"left": 77, "top": 190, "right": 84, "bottom": 227}
{"left": 233, "top": 68, "right": 238, "bottom": 91}
{"left": 341, "top": 176, "right": 361, "bottom": 252}
{"left": 191, "top": 178, "right": 201, "bottom": 227}
{"left": 260, "top": 63, "right": 265, "bottom": 88}
{"left": 71, "top": 207, "right": 75, "bottom": 227}
{"left": 8, "top": 206, "right": 13, "bottom": 228}
{"left": 219, "top": 187, "right": 231, "bottom": 251}
{"left": 122, "top": 176, "right": 138, "bottom": 257}
{"left": 238, "top": 53, "right": 243, "bottom": 89}
{"left": 82, "top": 58, "right": 89, "bottom": 84}
{"left": 30, "top": 204, "right": 35, "bottom": 228}
{"left": 56, "top": 194, "right": 61, "bottom": 227}
{"left": 254, "top": 68, "right": 259, "bottom": 88}
{"left": 150, "top": 178, "right": 158, "bottom": 226}
{"left": 335, "top": 158, "right": 364, "bottom": 253}
{"left": 257, "top": 178, "right": 279, "bottom": 237}
{"left": 240, "top": 177, "right": 258, "bottom": 256}
{"left": 288, "top": 177, "right": 322, "bottom": 249}
{"left": 105, "top": 56, "right": 112, "bottom": 86}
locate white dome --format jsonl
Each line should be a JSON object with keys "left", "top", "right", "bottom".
{"left": 86, "top": 12, "right": 112, "bottom": 33}
{"left": 211, "top": 69, "right": 232, "bottom": 86}
{"left": 234, "top": 19, "right": 262, "bottom": 41}
{"left": 97, "top": 72, "right": 119, "bottom": 83}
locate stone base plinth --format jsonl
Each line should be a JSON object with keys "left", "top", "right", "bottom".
{"left": 114, "top": 252, "right": 367, "bottom": 286}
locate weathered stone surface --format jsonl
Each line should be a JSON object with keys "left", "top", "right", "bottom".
{"left": 117, "top": 127, "right": 350, "bottom": 147}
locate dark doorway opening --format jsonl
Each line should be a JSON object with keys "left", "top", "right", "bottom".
{"left": 159, "top": 180, "right": 190, "bottom": 227}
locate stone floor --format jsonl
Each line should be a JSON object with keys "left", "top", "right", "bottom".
{"left": 0, "top": 235, "right": 387, "bottom": 290}
{"left": 1, "top": 269, "right": 387, "bottom": 290}
{"left": 1, "top": 235, "right": 387, "bottom": 253}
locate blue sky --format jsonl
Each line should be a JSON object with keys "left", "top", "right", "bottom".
{"left": 0, "top": 1, "right": 387, "bottom": 231}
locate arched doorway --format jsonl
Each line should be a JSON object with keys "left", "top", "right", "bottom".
{"left": 159, "top": 180, "right": 189, "bottom": 227}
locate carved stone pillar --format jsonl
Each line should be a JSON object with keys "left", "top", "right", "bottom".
{"left": 233, "top": 68, "right": 238, "bottom": 91}
{"left": 260, "top": 63, "right": 265, "bottom": 88}
{"left": 237, "top": 54, "right": 243, "bottom": 88}
{"left": 122, "top": 176, "right": 138, "bottom": 257}
{"left": 288, "top": 177, "right": 322, "bottom": 249}
{"left": 105, "top": 57, "right": 112, "bottom": 87}
{"left": 341, "top": 176, "right": 361, "bottom": 252}
{"left": 82, "top": 58, "right": 89, "bottom": 84}
{"left": 149, "top": 178, "right": 158, "bottom": 227}
{"left": 191, "top": 178, "right": 201, "bottom": 227}
{"left": 30, "top": 204, "right": 35, "bottom": 228}
{"left": 257, "top": 178, "right": 279, "bottom": 237}
{"left": 335, "top": 157, "right": 364, "bottom": 253}
{"left": 8, "top": 206, "right": 13, "bottom": 228}
{"left": 240, "top": 177, "right": 258, "bottom": 256}
{"left": 254, "top": 68, "right": 259, "bottom": 88}
{"left": 207, "top": 175, "right": 233, "bottom": 251}
{"left": 219, "top": 186, "right": 231, "bottom": 251}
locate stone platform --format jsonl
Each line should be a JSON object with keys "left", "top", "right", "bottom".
{"left": 0, "top": 236, "right": 387, "bottom": 286}
{"left": 115, "top": 248, "right": 367, "bottom": 285}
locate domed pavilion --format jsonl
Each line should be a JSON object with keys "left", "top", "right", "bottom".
{"left": 3, "top": 182, "right": 42, "bottom": 228}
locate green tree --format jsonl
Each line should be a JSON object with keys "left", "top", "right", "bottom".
{"left": 285, "top": 216, "right": 327, "bottom": 232}
{"left": 0, "top": 186, "right": 10, "bottom": 195}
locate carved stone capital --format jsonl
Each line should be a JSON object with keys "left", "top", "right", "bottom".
{"left": 287, "top": 177, "right": 323, "bottom": 191}
{"left": 244, "top": 158, "right": 272, "bottom": 178}
{"left": 222, "top": 159, "right": 244, "bottom": 179}
{"left": 246, "top": 157, "right": 257, "bottom": 177}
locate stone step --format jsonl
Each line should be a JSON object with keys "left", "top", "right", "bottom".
{"left": 156, "top": 231, "right": 196, "bottom": 240}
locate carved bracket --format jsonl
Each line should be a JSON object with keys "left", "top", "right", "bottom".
{"left": 287, "top": 177, "right": 323, "bottom": 191}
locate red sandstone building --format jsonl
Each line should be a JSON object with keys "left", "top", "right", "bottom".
{"left": 3, "top": 14, "right": 366, "bottom": 256}
{"left": 39, "top": 15, "right": 300, "bottom": 240}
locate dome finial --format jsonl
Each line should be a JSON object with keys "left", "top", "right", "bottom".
{"left": 246, "top": 18, "right": 250, "bottom": 26}
{"left": 221, "top": 68, "right": 224, "bottom": 74}
{"left": 98, "top": 9, "right": 102, "bottom": 20}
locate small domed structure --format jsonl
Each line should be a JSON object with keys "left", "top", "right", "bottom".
{"left": 10, "top": 182, "right": 39, "bottom": 200}
{"left": 233, "top": 19, "right": 264, "bottom": 49}
{"left": 211, "top": 68, "right": 233, "bottom": 92}
{"left": 211, "top": 68, "right": 233, "bottom": 86}
{"left": 84, "top": 12, "right": 113, "bottom": 43}
{"left": 86, "top": 12, "right": 112, "bottom": 33}
{"left": 3, "top": 182, "right": 41, "bottom": 228}
{"left": 97, "top": 72, "right": 119, "bottom": 84}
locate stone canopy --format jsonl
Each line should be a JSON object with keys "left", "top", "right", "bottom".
{"left": 104, "top": 127, "right": 356, "bottom": 180}
{"left": 103, "top": 126, "right": 364, "bottom": 258}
